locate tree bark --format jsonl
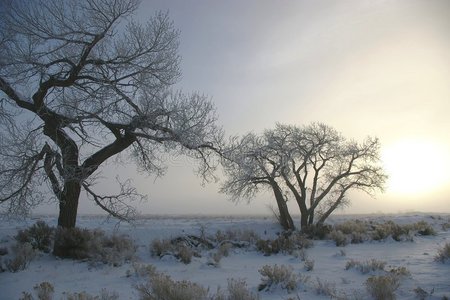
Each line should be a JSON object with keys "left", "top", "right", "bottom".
{"left": 300, "top": 212, "right": 309, "bottom": 228}
{"left": 57, "top": 181, "right": 81, "bottom": 228}
{"left": 308, "top": 209, "right": 315, "bottom": 225}
{"left": 53, "top": 180, "right": 81, "bottom": 256}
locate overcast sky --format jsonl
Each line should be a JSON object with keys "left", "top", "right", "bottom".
{"left": 69, "top": 0, "right": 450, "bottom": 216}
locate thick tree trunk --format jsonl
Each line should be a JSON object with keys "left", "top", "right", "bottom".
{"left": 53, "top": 181, "right": 81, "bottom": 256}
{"left": 308, "top": 209, "right": 315, "bottom": 225}
{"left": 271, "top": 182, "right": 295, "bottom": 231}
{"left": 300, "top": 213, "right": 308, "bottom": 229}
{"left": 57, "top": 182, "right": 81, "bottom": 228}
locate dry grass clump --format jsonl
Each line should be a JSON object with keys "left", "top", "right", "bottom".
{"left": 136, "top": 272, "right": 209, "bottom": 300}
{"left": 19, "top": 282, "right": 55, "bottom": 300}
{"left": 441, "top": 222, "right": 450, "bottom": 231}
{"left": 304, "top": 259, "right": 314, "bottom": 271}
{"left": 15, "top": 221, "right": 55, "bottom": 253}
{"left": 258, "top": 264, "right": 300, "bottom": 292}
{"left": 137, "top": 271, "right": 260, "bottom": 300}
{"left": 62, "top": 289, "right": 119, "bottom": 300}
{"left": 19, "top": 282, "right": 118, "bottom": 300}
{"left": 54, "top": 227, "right": 135, "bottom": 266}
{"left": 215, "top": 278, "right": 260, "bottom": 300}
{"left": 371, "top": 220, "right": 435, "bottom": 241}
{"left": 5, "top": 242, "right": 36, "bottom": 272}
{"left": 412, "top": 221, "right": 436, "bottom": 236}
{"left": 388, "top": 266, "right": 410, "bottom": 277}
{"left": 127, "top": 263, "right": 158, "bottom": 278}
{"left": 434, "top": 242, "right": 450, "bottom": 263}
{"left": 371, "top": 221, "right": 412, "bottom": 241}
{"left": 150, "top": 238, "right": 195, "bottom": 264}
{"left": 302, "top": 224, "right": 332, "bottom": 240}
{"left": 334, "top": 220, "right": 369, "bottom": 235}
{"left": 327, "top": 219, "right": 436, "bottom": 244}
{"left": 329, "top": 230, "right": 348, "bottom": 247}
{"left": 314, "top": 278, "right": 337, "bottom": 297}
{"left": 365, "top": 275, "right": 400, "bottom": 300}
{"left": 215, "top": 229, "right": 260, "bottom": 245}
{"left": 345, "top": 259, "right": 386, "bottom": 274}
{"left": 256, "top": 232, "right": 312, "bottom": 256}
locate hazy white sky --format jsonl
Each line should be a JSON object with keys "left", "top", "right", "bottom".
{"left": 71, "top": 0, "right": 450, "bottom": 216}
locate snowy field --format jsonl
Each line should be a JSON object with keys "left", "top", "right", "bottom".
{"left": 0, "top": 213, "right": 449, "bottom": 299}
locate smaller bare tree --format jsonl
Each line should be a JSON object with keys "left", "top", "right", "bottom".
{"left": 221, "top": 123, "right": 386, "bottom": 229}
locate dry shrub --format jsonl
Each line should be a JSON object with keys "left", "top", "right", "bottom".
{"left": 215, "top": 229, "right": 260, "bottom": 245}
{"left": 176, "top": 244, "right": 193, "bottom": 264}
{"left": 434, "top": 242, "right": 450, "bottom": 263}
{"left": 365, "top": 275, "right": 400, "bottom": 300}
{"left": 225, "top": 278, "right": 260, "bottom": 300}
{"left": 6, "top": 242, "right": 36, "bottom": 272}
{"left": 258, "top": 264, "right": 298, "bottom": 292}
{"left": 128, "top": 263, "right": 157, "bottom": 278}
{"left": 150, "top": 238, "right": 172, "bottom": 257}
{"left": 413, "top": 221, "right": 436, "bottom": 236}
{"left": 371, "top": 220, "right": 435, "bottom": 241}
{"left": 329, "top": 230, "right": 348, "bottom": 247}
{"left": 62, "top": 289, "right": 119, "bottom": 300}
{"left": 302, "top": 224, "right": 332, "bottom": 240}
{"left": 314, "top": 278, "right": 336, "bottom": 297}
{"left": 207, "top": 251, "right": 223, "bottom": 267}
{"left": 335, "top": 220, "right": 369, "bottom": 235}
{"left": 19, "top": 292, "right": 33, "bottom": 300}
{"left": 256, "top": 232, "right": 312, "bottom": 256}
{"left": 218, "top": 243, "right": 232, "bottom": 257}
{"left": 293, "top": 248, "right": 308, "bottom": 261}
{"left": 389, "top": 266, "right": 410, "bottom": 277}
{"left": 54, "top": 227, "right": 135, "bottom": 266}
{"left": 34, "top": 282, "right": 54, "bottom": 300}
{"left": 304, "top": 259, "right": 314, "bottom": 271}
{"left": 15, "top": 221, "right": 55, "bottom": 253}
{"left": 150, "top": 238, "right": 194, "bottom": 264}
{"left": 413, "top": 287, "right": 429, "bottom": 300}
{"left": 345, "top": 259, "right": 386, "bottom": 274}
{"left": 53, "top": 227, "right": 93, "bottom": 259}
{"left": 371, "top": 221, "right": 412, "bottom": 241}
{"left": 136, "top": 273, "right": 209, "bottom": 300}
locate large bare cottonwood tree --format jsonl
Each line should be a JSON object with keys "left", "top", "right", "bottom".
{"left": 222, "top": 123, "right": 386, "bottom": 229}
{"left": 0, "top": 0, "right": 222, "bottom": 231}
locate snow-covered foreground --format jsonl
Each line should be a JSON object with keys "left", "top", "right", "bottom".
{"left": 1, "top": 213, "right": 449, "bottom": 299}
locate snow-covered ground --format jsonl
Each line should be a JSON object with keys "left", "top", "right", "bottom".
{"left": 1, "top": 213, "right": 449, "bottom": 299}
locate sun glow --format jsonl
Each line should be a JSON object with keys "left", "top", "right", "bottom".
{"left": 382, "top": 139, "right": 449, "bottom": 196}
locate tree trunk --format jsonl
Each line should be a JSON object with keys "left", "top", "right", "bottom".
{"left": 53, "top": 181, "right": 81, "bottom": 256}
{"left": 308, "top": 209, "right": 315, "bottom": 225}
{"left": 300, "top": 213, "right": 308, "bottom": 229}
{"left": 57, "top": 181, "right": 81, "bottom": 228}
{"left": 271, "top": 182, "right": 295, "bottom": 231}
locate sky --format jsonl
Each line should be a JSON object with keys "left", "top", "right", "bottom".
{"left": 50, "top": 0, "right": 450, "bottom": 216}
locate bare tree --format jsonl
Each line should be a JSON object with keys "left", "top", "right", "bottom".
{"left": 0, "top": 0, "right": 223, "bottom": 237}
{"left": 221, "top": 123, "right": 386, "bottom": 229}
